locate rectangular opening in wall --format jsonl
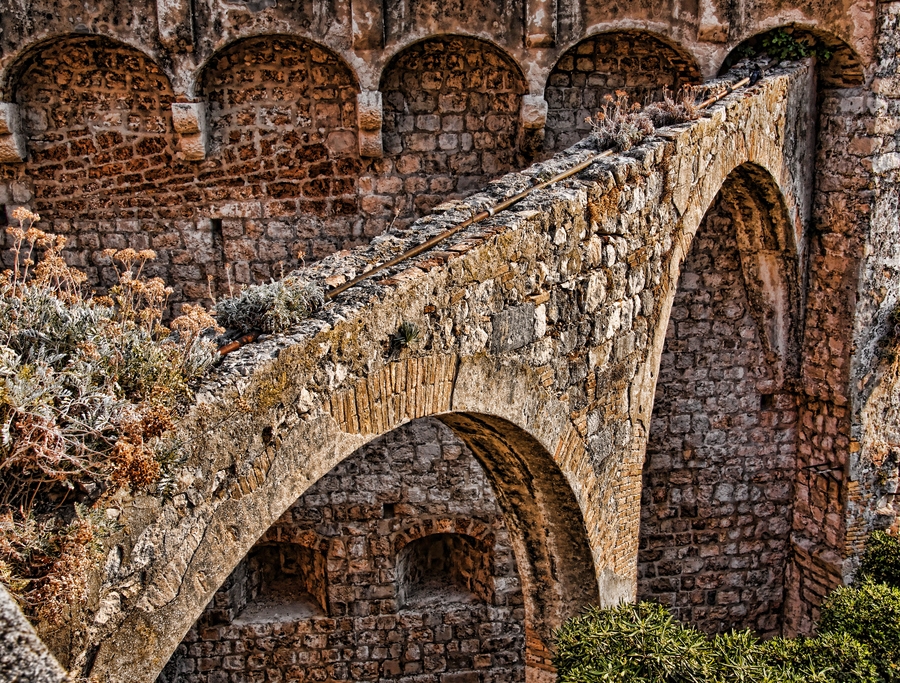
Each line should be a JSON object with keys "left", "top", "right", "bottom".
{"left": 0, "top": 206, "right": 7, "bottom": 227}
{"left": 760, "top": 394, "right": 775, "bottom": 410}
{"left": 382, "top": 502, "right": 395, "bottom": 519}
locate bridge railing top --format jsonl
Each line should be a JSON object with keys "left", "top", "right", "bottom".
{"left": 203, "top": 60, "right": 811, "bottom": 395}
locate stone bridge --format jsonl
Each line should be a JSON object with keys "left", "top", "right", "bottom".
{"left": 71, "top": 64, "right": 820, "bottom": 683}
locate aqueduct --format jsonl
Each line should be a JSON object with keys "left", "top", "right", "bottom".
{"left": 2, "top": 0, "right": 900, "bottom": 681}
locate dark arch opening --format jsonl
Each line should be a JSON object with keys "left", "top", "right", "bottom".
{"left": 155, "top": 413, "right": 595, "bottom": 683}
{"left": 396, "top": 532, "right": 494, "bottom": 607}
{"left": 544, "top": 30, "right": 702, "bottom": 154}
{"left": 638, "top": 164, "right": 799, "bottom": 636}
{"left": 157, "top": 417, "right": 546, "bottom": 682}
{"left": 719, "top": 26, "right": 863, "bottom": 88}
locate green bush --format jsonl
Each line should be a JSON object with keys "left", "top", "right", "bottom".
{"left": 858, "top": 530, "right": 900, "bottom": 589}
{"left": 554, "top": 602, "right": 712, "bottom": 683}
{"left": 762, "top": 632, "right": 879, "bottom": 683}
{"left": 819, "top": 579, "right": 900, "bottom": 682}
{"left": 554, "top": 602, "right": 883, "bottom": 683}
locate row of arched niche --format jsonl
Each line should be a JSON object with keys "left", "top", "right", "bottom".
{"left": 0, "top": 23, "right": 865, "bottom": 104}
{"left": 0, "top": 25, "right": 863, "bottom": 164}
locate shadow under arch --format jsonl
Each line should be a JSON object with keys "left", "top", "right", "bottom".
{"left": 194, "top": 32, "right": 362, "bottom": 97}
{"left": 680, "top": 161, "right": 802, "bottom": 385}
{"left": 86, "top": 362, "right": 598, "bottom": 683}
{"left": 719, "top": 25, "right": 863, "bottom": 88}
{"left": 638, "top": 160, "right": 803, "bottom": 634}
{"left": 1, "top": 32, "right": 171, "bottom": 102}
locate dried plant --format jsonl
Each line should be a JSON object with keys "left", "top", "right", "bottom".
{"left": 644, "top": 87, "right": 703, "bottom": 127}
{"left": 587, "top": 91, "right": 656, "bottom": 151}
{"left": 215, "top": 275, "right": 324, "bottom": 334}
{"left": 0, "top": 211, "right": 221, "bottom": 624}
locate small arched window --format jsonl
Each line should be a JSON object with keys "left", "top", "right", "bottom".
{"left": 232, "top": 543, "right": 328, "bottom": 623}
{"left": 395, "top": 533, "right": 494, "bottom": 609}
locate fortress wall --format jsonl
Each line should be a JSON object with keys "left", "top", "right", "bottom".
{"left": 158, "top": 418, "right": 525, "bottom": 683}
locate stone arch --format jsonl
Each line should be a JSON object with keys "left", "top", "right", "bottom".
{"left": 638, "top": 163, "right": 800, "bottom": 635}
{"left": 86, "top": 355, "right": 597, "bottom": 683}
{"left": 196, "top": 34, "right": 366, "bottom": 263}
{"left": 0, "top": 31, "right": 166, "bottom": 102}
{"left": 720, "top": 26, "right": 864, "bottom": 88}
{"left": 544, "top": 30, "right": 702, "bottom": 153}
{"left": 374, "top": 35, "right": 528, "bottom": 227}
{"left": 9, "top": 34, "right": 176, "bottom": 218}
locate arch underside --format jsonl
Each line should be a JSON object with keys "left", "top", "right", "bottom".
{"left": 638, "top": 162, "right": 801, "bottom": 635}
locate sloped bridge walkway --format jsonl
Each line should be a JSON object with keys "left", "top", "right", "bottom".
{"left": 84, "top": 63, "right": 815, "bottom": 682}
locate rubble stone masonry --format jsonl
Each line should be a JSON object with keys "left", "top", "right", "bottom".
{"left": 638, "top": 192, "right": 797, "bottom": 636}
{"left": 0, "top": 0, "right": 899, "bottom": 676}
{"left": 158, "top": 418, "right": 525, "bottom": 683}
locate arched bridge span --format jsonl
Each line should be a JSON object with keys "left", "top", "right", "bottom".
{"left": 80, "top": 64, "right": 814, "bottom": 682}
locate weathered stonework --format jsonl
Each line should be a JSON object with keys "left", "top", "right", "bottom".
{"left": 638, "top": 189, "right": 798, "bottom": 636}
{"left": 17, "top": 66, "right": 813, "bottom": 682}
{"left": 1, "top": 0, "right": 900, "bottom": 678}
{"left": 159, "top": 418, "right": 526, "bottom": 683}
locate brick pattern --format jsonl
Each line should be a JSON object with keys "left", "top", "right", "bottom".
{"left": 3, "top": 35, "right": 535, "bottom": 306}
{"left": 638, "top": 195, "right": 797, "bottom": 636}
{"left": 200, "top": 35, "right": 365, "bottom": 265}
{"left": 159, "top": 418, "right": 525, "bottom": 683}
{"left": 544, "top": 32, "right": 700, "bottom": 153}
{"left": 4, "top": 37, "right": 180, "bottom": 290}
{"left": 376, "top": 37, "right": 527, "bottom": 227}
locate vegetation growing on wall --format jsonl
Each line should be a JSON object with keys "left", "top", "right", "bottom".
{"left": 555, "top": 531, "right": 900, "bottom": 683}
{"left": 0, "top": 209, "right": 221, "bottom": 624}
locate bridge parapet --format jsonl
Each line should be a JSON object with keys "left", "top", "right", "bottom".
{"left": 75, "top": 63, "right": 815, "bottom": 682}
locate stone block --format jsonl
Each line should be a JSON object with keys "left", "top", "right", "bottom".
{"left": 171, "top": 102, "right": 208, "bottom": 161}
{"left": 0, "top": 104, "right": 25, "bottom": 163}
{"left": 358, "top": 91, "right": 384, "bottom": 158}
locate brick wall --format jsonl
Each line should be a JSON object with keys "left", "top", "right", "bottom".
{"left": 2, "top": 34, "right": 536, "bottom": 306}
{"left": 158, "top": 418, "right": 525, "bottom": 683}
{"left": 638, "top": 192, "right": 797, "bottom": 636}
{"left": 376, "top": 36, "right": 527, "bottom": 228}
{"left": 544, "top": 32, "right": 700, "bottom": 154}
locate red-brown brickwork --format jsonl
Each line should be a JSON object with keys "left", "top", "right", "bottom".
{"left": 158, "top": 418, "right": 525, "bottom": 683}
{"left": 638, "top": 192, "right": 797, "bottom": 636}
{"left": 544, "top": 32, "right": 701, "bottom": 153}
{"left": 376, "top": 37, "right": 527, "bottom": 226}
{"left": 199, "top": 35, "right": 365, "bottom": 265}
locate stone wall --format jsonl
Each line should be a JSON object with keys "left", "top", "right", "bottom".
{"left": 64, "top": 66, "right": 815, "bottom": 683}
{"left": 158, "top": 418, "right": 525, "bottom": 683}
{"left": 378, "top": 37, "right": 528, "bottom": 228}
{"left": 544, "top": 32, "right": 700, "bottom": 153}
{"left": 638, "top": 190, "right": 797, "bottom": 636}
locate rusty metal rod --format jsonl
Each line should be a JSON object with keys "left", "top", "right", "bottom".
{"left": 218, "top": 74, "right": 756, "bottom": 355}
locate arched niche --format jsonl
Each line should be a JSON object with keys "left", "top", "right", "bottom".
{"left": 9, "top": 34, "right": 176, "bottom": 218}
{"left": 639, "top": 162, "right": 801, "bottom": 636}
{"left": 544, "top": 30, "right": 701, "bottom": 154}
{"left": 376, "top": 35, "right": 528, "bottom": 224}
{"left": 719, "top": 26, "right": 863, "bottom": 88}
{"left": 196, "top": 33, "right": 365, "bottom": 263}
{"left": 395, "top": 532, "right": 494, "bottom": 608}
